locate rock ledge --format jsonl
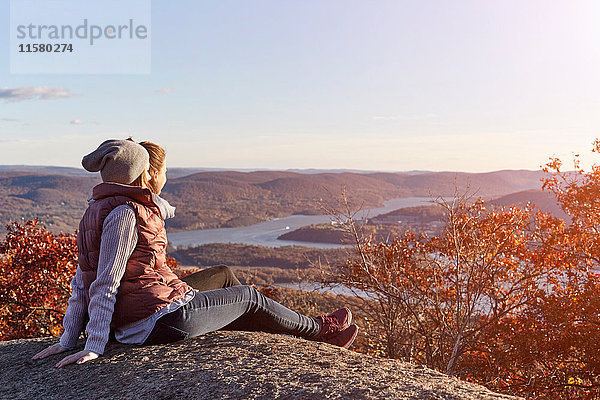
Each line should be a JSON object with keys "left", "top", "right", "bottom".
{"left": 1, "top": 331, "right": 519, "bottom": 400}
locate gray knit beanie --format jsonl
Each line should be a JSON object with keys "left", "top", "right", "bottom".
{"left": 82, "top": 139, "right": 150, "bottom": 184}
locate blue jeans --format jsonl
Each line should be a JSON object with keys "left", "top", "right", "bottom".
{"left": 143, "top": 285, "right": 320, "bottom": 345}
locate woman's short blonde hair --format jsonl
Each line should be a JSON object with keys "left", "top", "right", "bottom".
{"left": 127, "top": 138, "right": 166, "bottom": 194}
{"left": 140, "top": 140, "right": 166, "bottom": 194}
{"left": 139, "top": 141, "right": 166, "bottom": 173}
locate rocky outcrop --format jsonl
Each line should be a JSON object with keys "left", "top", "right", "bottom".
{"left": 1, "top": 331, "right": 519, "bottom": 400}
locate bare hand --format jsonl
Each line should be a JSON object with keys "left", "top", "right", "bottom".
{"left": 32, "top": 343, "right": 68, "bottom": 360}
{"left": 55, "top": 350, "right": 99, "bottom": 368}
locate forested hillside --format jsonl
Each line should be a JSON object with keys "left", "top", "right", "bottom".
{"left": 0, "top": 168, "right": 547, "bottom": 233}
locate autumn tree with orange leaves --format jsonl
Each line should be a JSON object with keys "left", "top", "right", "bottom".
{"left": 0, "top": 219, "right": 78, "bottom": 340}
{"left": 324, "top": 193, "right": 559, "bottom": 376}
{"left": 472, "top": 141, "right": 600, "bottom": 399}
{"left": 325, "top": 141, "right": 600, "bottom": 399}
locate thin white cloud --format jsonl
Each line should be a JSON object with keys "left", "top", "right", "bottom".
{"left": 155, "top": 87, "right": 173, "bottom": 95}
{"left": 70, "top": 119, "right": 83, "bottom": 125}
{"left": 0, "top": 86, "right": 75, "bottom": 102}
{"left": 1, "top": 117, "right": 19, "bottom": 122}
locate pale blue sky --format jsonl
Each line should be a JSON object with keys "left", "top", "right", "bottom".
{"left": 1, "top": 0, "right": 599, "bottom": 171}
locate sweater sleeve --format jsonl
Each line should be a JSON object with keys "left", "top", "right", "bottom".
{"left": 59, "top": 266, "right": 87, "bottom": 349}
{"left": 83, "top": 205, "right": 138, "bottom": 355}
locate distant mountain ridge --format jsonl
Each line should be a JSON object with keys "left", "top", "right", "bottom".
{"left": 0, "top": 165, "right": 93, "bottom": 177}
{"left": 488, "top": 189, "right": 568, "bottom": 219}
{"left": 371, "top": 188, "right": 565, "bottom": 222}
{"left": 0, "top": 167, "right": 550, "bottom": 233}
{"left": 151, "top": 169, "right": 549, "bottom": 231}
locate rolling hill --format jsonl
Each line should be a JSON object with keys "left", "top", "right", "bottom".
{"left": 0, "top": 167, "right": 551, "bottom": 233}
{"left": 0, "top": 172, "right": 100, "bottom": 233}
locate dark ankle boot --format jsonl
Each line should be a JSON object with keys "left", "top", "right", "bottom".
{"left": 325, "top": 324, "right": 359, "bottom": 348}
{"left": 313, "top": 307, "right": 352, "bottom": 341}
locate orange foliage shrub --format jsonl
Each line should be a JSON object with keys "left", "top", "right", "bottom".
{"left": 326, "top": 141, "right": 600, "bottom": 399}
{"left": 328, "top": 196, "right": 558, "bottom": 375}
{"left": 473, "top": 142, "right": 600, "bottom": 399}
{"left": 474, "top": 272, "right": 600, "bottom": 399}
{"left": 165, "top": 255, "right": 180, "bottom": 271}
{"left": 0, "top": 219, "right": 77, "bottom": 340}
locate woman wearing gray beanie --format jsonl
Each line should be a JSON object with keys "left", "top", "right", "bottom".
{"left": 33, "top": 139, "right": 358, "bottom": 367}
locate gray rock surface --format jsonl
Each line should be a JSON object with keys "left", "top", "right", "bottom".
{"left": 1, "top": 331, "right": 520, "bottom": 400}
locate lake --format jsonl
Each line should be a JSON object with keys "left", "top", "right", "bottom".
{"left": 167, "top": 196, "right": 435, "bottom": 249}
{"left": 277, "top": 282, "right": 371, "bottom": 298}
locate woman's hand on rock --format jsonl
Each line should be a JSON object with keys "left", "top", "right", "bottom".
{"left": 32, "top": 343, "right": 68, "bottom": 360}
{"left": 55, "top": 350, "right": 99, "bottom": 368}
